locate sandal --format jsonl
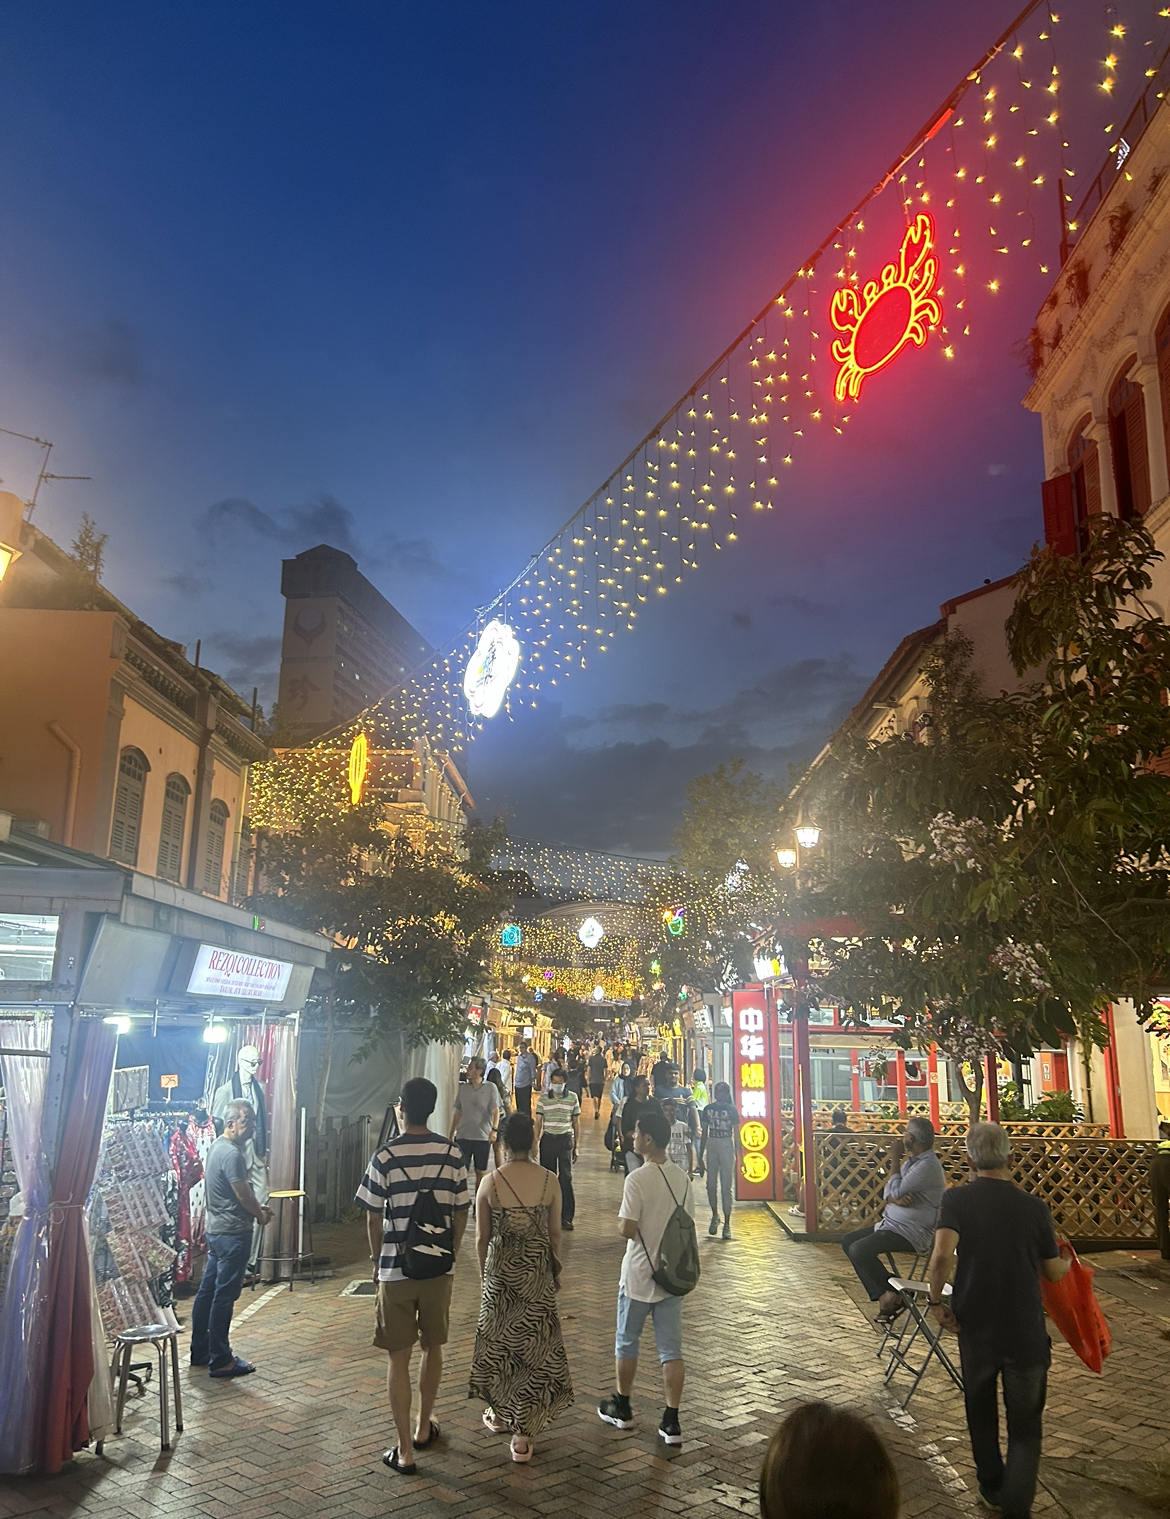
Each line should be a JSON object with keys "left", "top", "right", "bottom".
{"left": 510, "top": 1434, "right": 533, "bottom": 1463}
{"left": 413, "top": 1420, "right": 441, "bottom": 1449}
{"left": 483, "top": 1408, "right": 508, "bottom": 1434}
{"left": 874, "top": 1304, "right": 906, "bottom": 1326}
{"left": 382, "top": 1446, "right": 418, "bottom": 1475}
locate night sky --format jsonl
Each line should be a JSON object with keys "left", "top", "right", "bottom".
{"left": 0, "top": 3, "right": 1142, "bottom": 854}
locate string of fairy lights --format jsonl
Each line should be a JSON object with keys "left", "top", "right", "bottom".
{"left": 249, "top": 0, "right": 1170, "bottom": 828}
{"left": 492, "top": 838, "right": 670, "bottom": 904}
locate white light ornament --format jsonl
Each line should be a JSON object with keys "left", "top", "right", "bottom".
{"left": 463, "top": 619, "right": 521, "bottom": 718}
{"left": 578, "top": 916, "right": 605, "bottom": 948}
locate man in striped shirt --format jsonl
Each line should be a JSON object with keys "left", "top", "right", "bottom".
{"left": 356, "top": 1077, "right": 470, "bottom": 1474}
{"left": 535, "top": 1067, "right": 581, "bottom": 1230}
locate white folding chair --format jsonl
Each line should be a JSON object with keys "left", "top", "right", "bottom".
{"left": 881, "top": 1279, "right": 963, "bottom": 1409}
{"left": 874, "top": 1247, "right": 925, "bottom": 1361}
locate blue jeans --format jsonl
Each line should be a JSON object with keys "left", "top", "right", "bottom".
{"left": 615, "top": 1290, "right": 683, "bottom": 1363}
{"left": 190, "top": 1233, "right": 251, "bottom": 1369}
{"left": 958, "top": 1339, "right": 1049, "bottom": 1518}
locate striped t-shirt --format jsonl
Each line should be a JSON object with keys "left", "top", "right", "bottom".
{"left": 536, "top": 1090, "right": 580, "bottom": 1137}
{"left": 355, "top": 1132, "right": 469, "bottom": 1282}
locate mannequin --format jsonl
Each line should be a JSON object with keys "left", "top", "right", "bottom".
{"left": 212, "top": 1044, "right": 270, "bottom": 1274}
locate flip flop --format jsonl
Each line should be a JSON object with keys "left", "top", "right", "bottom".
{"left": 382, "top": 1447, "right": 417, "bottom": 1475}
{"left": 483, "top": 1408, "right": 508, "bottom": 1434}
{"left": 413, "top": 1420, "right": 442, "bottom": 1449}
{"left": 209, "top": 1357, "right": 256, "bottom": 1378}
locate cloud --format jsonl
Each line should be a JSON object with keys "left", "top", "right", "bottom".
{"left": 988, "top": 464, "right": 1008, "bottom": 477}
{"left": 203, "top": 632, "right": 282, "bottom": 703}
{"left": 196, "top": 493, "right": 456, "bottom": 581}
{"left": 731, "top": 609, "right": 753, "bottom": 631}
{"left": 766, "top": 591, "right": 830, "bottom": 617}
{"left": 74, "top": 319, "right": 144, "bottom": 389}
{"left": 162, "top": 569, "right": 210, "bottom": 596}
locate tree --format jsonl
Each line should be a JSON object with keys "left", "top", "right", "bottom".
{"left": 70, "top": 513, "right": 108, "bottom": 610}
{"left": 781, "top": 517, "right": 1170, "bottom": 1121}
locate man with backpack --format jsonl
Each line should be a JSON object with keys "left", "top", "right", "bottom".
{"left": 356, "top": 1077, "right": 470, "bottom": 1476}
{"left": 598, "top": 1110, "right": 698, "bottom": 1447}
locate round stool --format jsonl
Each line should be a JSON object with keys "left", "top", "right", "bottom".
{"left": 112, "top": 1323, "right": 183, "bottom": 1450}
{"left": 254, "top": 1188, "right": 316, "bottom": 1291}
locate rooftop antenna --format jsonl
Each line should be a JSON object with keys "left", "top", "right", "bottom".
{"left": 0, "top": 427, "right": 91, "bottom": 518}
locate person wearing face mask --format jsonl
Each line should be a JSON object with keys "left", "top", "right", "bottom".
{"left": 534, "top": 1067, "right": 581, "bottom": 1231}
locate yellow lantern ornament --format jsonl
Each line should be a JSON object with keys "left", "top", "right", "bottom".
{"left": 348, "top": 731, "right": 369, "bottom": 805}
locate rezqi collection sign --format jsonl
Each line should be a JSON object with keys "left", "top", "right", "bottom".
{"left": 730, "top": 989, "right": 780, "bottom": 1202}
{"left": 187, "top": 944, "right": 294, "bottom": 1002}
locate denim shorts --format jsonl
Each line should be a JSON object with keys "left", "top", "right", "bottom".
{"left": 615, "top": 1289, "right": 683, "bottom": 1363}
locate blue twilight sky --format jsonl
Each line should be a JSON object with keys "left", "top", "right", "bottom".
{"left": 0, "top": 3, "right": 1141, "bottom": 853}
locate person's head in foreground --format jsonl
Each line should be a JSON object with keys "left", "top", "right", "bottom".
{"left": 759, "top": 1402, "right": 900, "bottom": 1519}
{"left": 966, "top": 1120, "right": 1012, "bottom": 1172}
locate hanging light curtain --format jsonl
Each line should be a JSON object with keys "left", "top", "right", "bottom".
{"left": 0, "top": 1019, "right": 52, "bottom": 1474}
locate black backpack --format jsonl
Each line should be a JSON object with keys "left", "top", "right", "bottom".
{"left": 389, "top": 1155, "right": 456, "bottom": 1280}
{"left": 638, "top": 1166, "right": 701, "bottom": 1297}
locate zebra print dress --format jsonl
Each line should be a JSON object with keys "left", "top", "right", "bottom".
{"left": 468, "top": 1171, "right": 574, "bottom": 1436}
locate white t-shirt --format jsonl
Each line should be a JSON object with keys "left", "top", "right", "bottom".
{"left": 489, "top": 1059, "right": 513, "bottom": 1097}
{"left": 618, "top": 1158, "right": 694, "bottom": 1303}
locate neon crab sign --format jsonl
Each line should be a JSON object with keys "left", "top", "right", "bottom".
{"left": 830, "top": 212, "right": 942, "bottom": 403}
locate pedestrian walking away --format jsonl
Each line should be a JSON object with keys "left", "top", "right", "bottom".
{"left": 449, "top": 1055, "right": 501, "bottom": 1194}
{"left": 513, "top": 1042, "right": 538, "bottom": 1117}
{"left": 598, "top": 1109, "right": 696, "bottom": 1447}
{"left": 190, "top": 1100, "right": 273, "bottom": 1378}
{"left": 470, "top": 1112, "right": 573, "bottom": 1463}
{"left": 662, "top": 1099, "right": 694, "bottom": 1176}
{"left": 650, "top": 1052, "right": 674, "bottom": 1097}
{"left": 355, "top": 1076, "right": 470, "bottom": 1477}
{"left": 587, "top": 1046, "right": 608, "bottom": 1119}
{"left": 759, "top": 1401, "right": 901, "bottom": 1519}
{"left": 840, "top": 1116, "right": 946, "bottom": 1322}
{"left": 928, "top": 1121, "right": 1072, "bottom": 1519}
{"left": 697, "top": 1081, "right": 741, "bottom": 1239}
{"left": 534, "top": 1068, "right": 580, "bottom": 1229}
{"left": 618, "top": 1074, "right": 662, "bottom": 1174}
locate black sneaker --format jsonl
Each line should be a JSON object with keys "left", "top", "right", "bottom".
{"left": 659, "top": 1408, "right": 682, "bottom": 1445}
{"left": 598, "top": 1394, "right": 634, "bottom": 1429}
{"left": 563, "top": 1221, "right": 575, "bottom": 1231}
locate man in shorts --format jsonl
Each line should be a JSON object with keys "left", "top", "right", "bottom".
{"left": 356, "top": 1077, "right": 469, "bottom": 1475}
{"left": 448, "top": 1055, "right": 501, "bottom": 1193}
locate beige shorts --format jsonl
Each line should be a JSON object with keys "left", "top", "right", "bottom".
{"left": 373, "top": 1275, "right": 454, "bottom": 1353}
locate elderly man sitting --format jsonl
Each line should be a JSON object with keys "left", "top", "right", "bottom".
{"left": 840, "top": 1116, "right": 947, "bottom": 1323}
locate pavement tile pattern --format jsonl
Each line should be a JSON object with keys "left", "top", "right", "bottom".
{"left": 4, "top": 1115, "right": 1170, "bottom": 1519}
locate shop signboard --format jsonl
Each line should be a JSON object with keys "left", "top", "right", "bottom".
{"left": 731, "top": 989, "right": 781, "bottom": 1201}
{"left": 186, "top": 944, "right": 294, "bottom": 1002}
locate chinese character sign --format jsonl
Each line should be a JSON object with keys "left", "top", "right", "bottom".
{"left": 731, "top": 990, "right": 780, "bottom": 1201}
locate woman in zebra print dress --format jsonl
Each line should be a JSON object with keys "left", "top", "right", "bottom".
{"left": 470, "top": 1112, "right": 573, "bottom": 1461}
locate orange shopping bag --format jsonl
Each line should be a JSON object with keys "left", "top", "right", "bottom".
{"left": 1039, "top": 1246, "right": 1112, "bottom": 1373}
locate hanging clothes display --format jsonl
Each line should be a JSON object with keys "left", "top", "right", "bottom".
{"left": 169, "top": 1109, "right": 215, "bottom": 1283}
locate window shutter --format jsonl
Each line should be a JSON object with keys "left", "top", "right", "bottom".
{"left": 1041, "top": 474, "right": 1076, "bottom": 555}
{"left": 204, "top": 803, "right": 228, "bottom": 895}
{"left": 1158, "top": 308, "right": 1170, "bottom": 469}
{"left": 1082, "top": 439, "right": 1102, "bottom": 518}
{"left": 156, "top": 776, "right": 188, "bottom": 882}
{"left": 109, "top": 750, "right": 147, "bottom": 865}
{"left": 1125, "top": 384, "right": 1150, "bottom": 516}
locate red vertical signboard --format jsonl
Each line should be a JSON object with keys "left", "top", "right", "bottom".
{"left": 731, "top": 988, "right": 780, "bottom": 1201}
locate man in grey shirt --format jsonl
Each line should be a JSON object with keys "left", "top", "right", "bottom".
{"left": 190, "top": 1101, "right": 273, "bottom": 1377}
{"left": 449, "top": 1056, "right": 501, "bottom": 1190}
{"left": 840, "top": 1115, "right": 947, "bottom": 1322}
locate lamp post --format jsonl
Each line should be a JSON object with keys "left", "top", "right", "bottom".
{"left": 776, "top": 823, "right": 821, "bottom": 873}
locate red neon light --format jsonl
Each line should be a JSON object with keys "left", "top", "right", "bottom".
{"left": 830, "top": 212, "right": 942, "bottom": 403}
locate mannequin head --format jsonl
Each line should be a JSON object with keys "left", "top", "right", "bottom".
{"left": 237, "top": 1044, "right": 262, "bottom": 1082}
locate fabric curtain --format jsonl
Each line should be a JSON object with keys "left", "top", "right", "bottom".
{"left": 0, "top": 1019, "right": 52, "bottom": 1475}
{"left": 247, "top": 1022, "right": 299, "bottom": 1270}
{"left": 37, "top": 1017, "right": 117, "bottom": 1474}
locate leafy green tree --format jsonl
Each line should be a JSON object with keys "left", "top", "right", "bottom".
{"left": 781, "top": 517, "right": 1170, "bottom": 1121}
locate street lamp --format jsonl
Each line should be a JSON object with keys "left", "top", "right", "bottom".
{"left": 795, "top": 825, "right": 821, "bottom": 849}
{"left": 0, "top": 492, "right": 25, "bottom": 583}
{"left": 776, "top": 822, "right": 822, "bottom": 871}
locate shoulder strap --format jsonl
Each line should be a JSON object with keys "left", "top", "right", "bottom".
{"left": 495, "top": 1168, "right": 542, "bottom": 1226}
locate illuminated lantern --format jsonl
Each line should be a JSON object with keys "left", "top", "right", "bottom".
{"left": 578, "top": 917, "right": 604, "bottom": 948}
{"left": 830, "top": 213, "right": 942, "bottom": 402}
{"left": 464, "top": 620, "right": 521, "bottom": 717}
{"left": 348, "top": 731, "right": 369, "bottom": 805}
{"left": 500, "top": 924, "right": 522, "bottom": 947}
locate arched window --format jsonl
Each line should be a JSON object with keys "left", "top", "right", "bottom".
{"left": 204, "top": 800, "right": 230, "bottom": 895}
{"left": 156, "top": 774, "right": 190, "bottom": 882}
{"left": 1108, "top": 357, "right": 1151, "bottom": 520}
{"left": 109, "top": 748, "right": 149, "bottom": 865}
{"left": 1068, "top": 415, "right": 1102, "bottom": 551}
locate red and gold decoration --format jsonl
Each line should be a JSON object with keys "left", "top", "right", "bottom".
{"left": 831, "top": 214, "right": 942, "bottom": 401}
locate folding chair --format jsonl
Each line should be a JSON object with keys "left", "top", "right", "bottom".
{"left": 881, "top": 1279, "right": 963, "bottom": 1409}
{"left": 874, "top": 1247, "right": 926, "bottom": 1362}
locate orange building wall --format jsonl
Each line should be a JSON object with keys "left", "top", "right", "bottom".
{"left": 0, "top": 609, "right": 123, "bottom": 850}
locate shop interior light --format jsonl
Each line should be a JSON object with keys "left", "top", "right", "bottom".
{"left": 592, "top": 985, "right": 605, "bottom": 1001}
{"left": 103, "top": 1015, "right": 131, "bottom": 1034}
{"left": 795, "top": 825, "right": 821, "bottom": 849}
{"left": 203, "top": 1020, "right": 229, "bottom": 1044}
{"left": 776, "top": 847, "right": 798, "bottom": 869}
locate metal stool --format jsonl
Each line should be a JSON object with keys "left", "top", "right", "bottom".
{"left": 112, "top": 1323, "right": 183, "bottom": 1450}
{"left": 881, "top": 1279, "right": 963, "bottom": 1408}
{"left": 255, "top": 1188, "right": 316, "bottom": 1291}
{"left": 876, "top": 1247, "right": 926, "bottom": 1360}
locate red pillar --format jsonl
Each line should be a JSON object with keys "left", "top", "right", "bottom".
{"left": 1103, "top": 1004, "right": 1125, "bottom": 1138}
{"left": 985, "top": 1056, "right": 1000, "bottom": 1122}
{"left": 895, "top": 1049, "right": 908, "bottom": 1116}
{"left": 850, "top": 1048, "right": 861, "bottom": 1112}
{"left": 793, "top": 1009, "right": 816, "bottom": 1228}
{"left": 927, "top": 1044, "right": 940, "bottom": 1129}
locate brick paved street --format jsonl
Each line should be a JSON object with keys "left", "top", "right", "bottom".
{"left": 5, "top": 1117, "right": 1170, "bottom": 1518}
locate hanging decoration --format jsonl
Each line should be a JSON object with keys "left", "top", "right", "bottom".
{"left": 577, "top": 916, "right": 605, "bottom": 949}
{"left": 830, "top": 213, "right": 943, "bottom": 401}
{"left": 500, "top": 923, "right": 523, "bottom": 947}
{"left": 463, "top": 619, "right": 521, "bottom": 718}
{"left": 347, "top": 731, "right": 369, "bottom": 806}
{"left": 662, "top": 906, "right": 686, "bottom": 938}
